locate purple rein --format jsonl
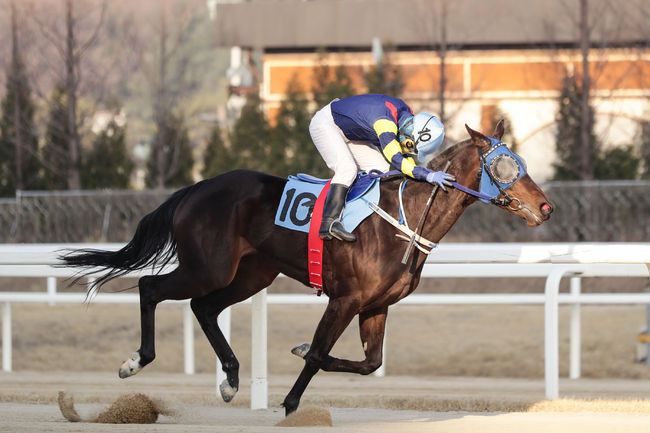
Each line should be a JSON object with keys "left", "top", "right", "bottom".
{"left": 367, "top": 170, "right": 496, "bottom": 203}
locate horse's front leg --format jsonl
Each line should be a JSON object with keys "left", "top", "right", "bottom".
{"left": 282, "top": 295, "right": 360, "bottom": 416}
{"left": 292, "top": 306, "right": 387, "bottom": 375}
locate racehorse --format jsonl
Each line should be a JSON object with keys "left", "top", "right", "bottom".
{"left": 60, "top": 121, "right": 553, "bottom": 416}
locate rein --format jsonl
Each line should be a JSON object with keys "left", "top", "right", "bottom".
{"left": 366, "top": 141, "right": 526, "bottom": 254}
{"left": 400, "top": 160, "right": 451, "bottom": 264}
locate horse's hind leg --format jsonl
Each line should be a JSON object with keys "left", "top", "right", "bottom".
{"left": 282, "top": 295, "right": 360, "bottom": 415}
{"left": 191, "top": 292, "right": 238, "bottom": 401}
{"left": 119, "top": 269, "right": 200, "bottom": 378}
{"left": 192, "top": 255, "right": 278, "bottom": 403}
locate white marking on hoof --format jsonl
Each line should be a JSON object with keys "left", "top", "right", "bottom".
{"left": 291, "top": 343, "right": 311, "bottom": 359}
{"left": 219, "top": 379, "right": 238, "bottom": 403}
{"left": 118, "top": 352, "right": 142, "bottom": 378}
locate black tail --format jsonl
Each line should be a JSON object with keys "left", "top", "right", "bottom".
{"left": 60, "top": 185, "right": 194, "bottom": 293}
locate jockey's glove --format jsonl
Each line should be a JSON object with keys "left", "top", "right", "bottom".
{"left": 425, "top": 170, "right": 456, "bottom": 191}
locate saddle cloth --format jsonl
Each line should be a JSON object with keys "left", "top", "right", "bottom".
{"left": 274, "top": 172, "right": 380, "bottom": 234}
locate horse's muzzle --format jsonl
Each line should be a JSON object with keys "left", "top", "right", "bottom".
{"left": 540, "top": 202, "right": 554, "bottom": 220}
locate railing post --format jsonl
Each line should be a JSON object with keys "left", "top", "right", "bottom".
{"left": 545, "top": 267, "right": 583, "bottom": 399}
{"left": 569, "top": 277, "right": 581, "bottom": 379}
{"left": 216, "top": 307, "right": 231, "bottom": 392}
{"left": 47, "top": 277, "right": 56, "bottom": 306}
{"left": 374, "top": 325, "right": 387, "bottom": 377}
{"left": 544, "top": 267, "right": 565, "bottom": 400}
{"left": 251, "top": 289, "right": 268, "bottom": 410}
{"left": 646, "top": 285, "right": 650, "bottom": 367}
{"left": 183, "top": 303, "right": 195, "bottom": 375}
{"left": 2, "top": 302, "right": 11, "bottom": 372}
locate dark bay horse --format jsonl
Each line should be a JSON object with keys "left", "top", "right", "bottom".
{"left": 61, "top": 122, "right": 553, "bottom": 415}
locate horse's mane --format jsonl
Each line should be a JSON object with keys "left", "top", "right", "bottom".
{"left": 377, "top": 139, "right": 473, "bottom": 183}
{"left": 428, "top": 139, "right": 472, "bottom": 171}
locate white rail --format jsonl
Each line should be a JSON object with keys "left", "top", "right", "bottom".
{"left": 0, "top": 243, "right": 649, "bottom": 410}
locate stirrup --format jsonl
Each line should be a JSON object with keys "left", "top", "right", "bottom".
{"left": 327, "top": 220, "right": 356, "bottom": 242}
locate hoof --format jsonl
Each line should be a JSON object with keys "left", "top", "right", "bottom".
{"left": 291, "top": 343, "right": 310, "bottom": 359}
{"left": 118, "top": 352, "right": 142, "bottom": 379}
{"left": 219, "top": 379, "right": 238, "bottom": 403}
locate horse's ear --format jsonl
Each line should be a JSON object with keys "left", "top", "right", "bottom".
{"left": 465, "top": 124, "right": 491, "bottom": 149}
{"left": 493, "top": 119, "right": 505, "bottom": 141}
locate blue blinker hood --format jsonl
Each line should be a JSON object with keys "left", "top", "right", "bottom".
{"left": 478, "top": 137, "right": 527, "bottom": 203}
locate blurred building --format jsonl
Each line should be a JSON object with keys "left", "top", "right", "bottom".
{"left": 213, "top": 0, "right": 650, "bottom": 181}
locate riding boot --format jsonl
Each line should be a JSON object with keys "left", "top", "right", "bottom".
{"left": 319, "top": 183, "right": 357, "bottom": 242}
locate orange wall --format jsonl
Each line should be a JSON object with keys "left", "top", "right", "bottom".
{"left": 265, "top": 50, "right": 650, "bottom": 98}
{"left": 470, "top": 62, "right": 565, "bottom": 92}
{"left": 401, "top": 63, "right": 464, "bottom": 93}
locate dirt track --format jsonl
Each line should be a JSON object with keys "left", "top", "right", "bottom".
{"left": 2, "top": 371, "right": 650, "bottom": 433}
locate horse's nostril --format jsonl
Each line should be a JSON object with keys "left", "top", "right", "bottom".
{"left": 540, "top": 202, "right": 553, "bottom": 216}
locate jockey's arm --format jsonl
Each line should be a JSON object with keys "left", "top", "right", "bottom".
{"left": 373, "top": 118, "right": 431, "bottom": 181}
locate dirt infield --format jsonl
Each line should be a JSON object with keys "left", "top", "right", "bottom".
{"left": 2, "top": 371, "right": 650, "bottom": 433}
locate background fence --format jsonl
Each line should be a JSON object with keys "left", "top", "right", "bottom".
{"left": 0, "top": 180, "right": 648, "bottom": 243}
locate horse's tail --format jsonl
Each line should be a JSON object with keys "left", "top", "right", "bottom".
{"left": 60, "top": 185, "right": 193, "bottom": 293}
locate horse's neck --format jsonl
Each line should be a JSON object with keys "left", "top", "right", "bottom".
{"left": 418, "top": 152, "right": 479, "bottom": 244}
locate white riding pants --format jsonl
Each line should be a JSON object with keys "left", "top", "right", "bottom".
{"left": 309, "top": 102, "right": 390, "bottom": 187}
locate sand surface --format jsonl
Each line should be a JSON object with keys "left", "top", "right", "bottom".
{"left": 2, "top": 371, "right": 650, "bottom": 433}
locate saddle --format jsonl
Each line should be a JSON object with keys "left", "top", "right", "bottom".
{"left": 294, "top": 172, "right": 377, "bottom": 202}
{"left": 274, "top": 172, "right": 380, "bottom": 234}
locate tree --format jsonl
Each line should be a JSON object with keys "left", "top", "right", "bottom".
{"left": 0, "top": 1, "right": 41, "bottom": 196}
{"left": 434, "top": 0, "right": 449, "bottom": 123}
{"left": 496, "top": 110, "right": 519, "bottom": 153}
{"left": 594, "top": 145, "right": 639, "bottom": 180}
{"left": 553, "top": 74, "right": 598, "bottom": 180}
{"left": 202, "top": 124, "right": 238, "bottom": 178}
{"left": 146, "top": 0, "right": 204, "bottom": 188}
{"left": 640, "top": 121, "right": 650, "bottom": 180}
{"left": 363, "top": 43, "right": 404, "bottom": 98}
{"left": 146, "top": 112, "right": 194, "bottom": 188}
{"left": 32, "top": 0, "right": 107, "bottom": 190}
{"left": 311, "top": 53, "right": 355, "bottom": 109}
{"left": 272, "top": 77, "right": 327, "bottom": 177}
{"left": 82, "top": 116, "right": 133, "bottom": 189}
{"left": 229, "top": 92, "right": 271, "bottom": 173}
{"left": 41, "top": 86, "right": 72, "bottom": 190}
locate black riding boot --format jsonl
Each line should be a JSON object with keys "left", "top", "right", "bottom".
{"left": 319, "top": 183, "right": 357, "bottom": 242}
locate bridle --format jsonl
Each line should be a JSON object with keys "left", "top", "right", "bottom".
{"left": 367, "top": 139, "right": 529, "bottom": 260}
{"left": 450, "top": 138, "right": 527, "bottom": 210}
{"left": 476, "top": 145, "right": 521, "bottom": 210}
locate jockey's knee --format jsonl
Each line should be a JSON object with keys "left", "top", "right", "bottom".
{"left": 331, "top": 163, "right": 357, "bottom": 187}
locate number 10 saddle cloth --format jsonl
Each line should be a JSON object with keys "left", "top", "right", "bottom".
{"left": 274, "top": 172, "right": 381, "bottom": 295}
{"left": 274, "top": 172, "right": 380, "bottom": 234}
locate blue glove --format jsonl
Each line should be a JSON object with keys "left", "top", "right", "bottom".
{"left": 425, "top": 170, "right": 456, "bottom": 191}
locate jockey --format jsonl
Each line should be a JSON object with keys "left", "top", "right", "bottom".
{"left": 310, "top": 93, "right": 455, "bottom": 242}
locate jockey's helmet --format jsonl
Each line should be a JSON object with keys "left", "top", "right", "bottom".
{"left": 399, "top": 112, "right": 445, "bottom": 163}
